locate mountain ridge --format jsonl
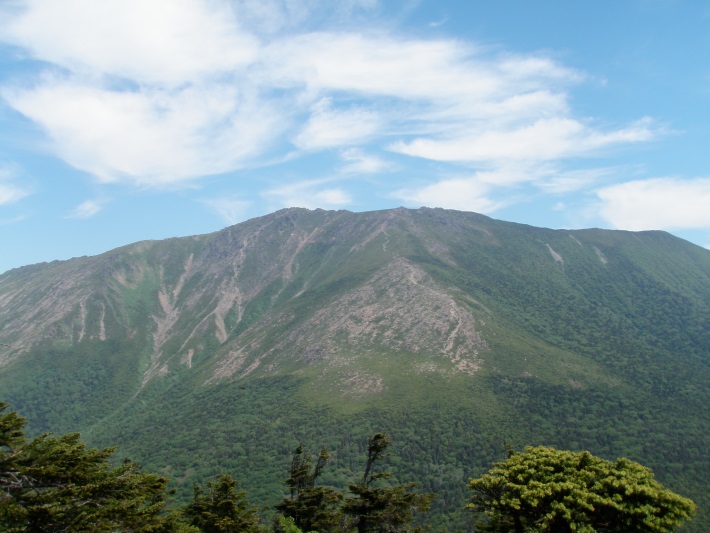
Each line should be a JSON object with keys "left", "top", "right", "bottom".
{"left": 1, "top": 206, "right": 708, "bottom": 529}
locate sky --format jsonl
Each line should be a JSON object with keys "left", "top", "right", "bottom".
{"left": 1, "top": 0, "right": 710, "bottom": 274}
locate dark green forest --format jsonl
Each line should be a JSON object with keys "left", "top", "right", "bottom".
{"left": 1, "top": 403, "right": 695, "bottom": 532}
{"left": 3, "top": 352, "right": 706, "bottom": 531}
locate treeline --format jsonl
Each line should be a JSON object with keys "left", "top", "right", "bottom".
{"left": 2, "top": 404, "right": 430, "bottom": 532}
{"left": 1, "top": 402, "right": 695, "bottom": 532}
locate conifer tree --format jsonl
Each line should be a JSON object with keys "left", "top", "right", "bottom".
{"left": 275, "top": 445, "right": 343, "bottom": 533}
{"left": 0, "top": 401, "right": 172, "bottom": 532}
{"left": 182, "top": 473, "right": 263, "bottom": 532}
{"left": 343, "top": 433, "right": 434, "bottom": 533}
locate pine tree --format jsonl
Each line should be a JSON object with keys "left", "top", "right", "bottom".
{"left": 0, "top": 402, "right": 172, "bottom": 532}
{"left": 343, "top": 433, "right": 434, "bottom": 533}
{"left": 275, "top": 445, "right": 343, "bottom": 533}
{"left": 182, "top": 473, "right": 263, "bottom": 532}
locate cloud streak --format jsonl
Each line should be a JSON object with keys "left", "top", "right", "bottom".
{"left": 390, "top": 117, "right": 657, "bottom": 163}
{"left": 0, "top": 0, "right": 658, "bottom": 194}
{"left": 201, "top": 196, "right": 252, "bottom": 225}
{"left": 293, "top": 98, "right": 383, "bottom": 150}
{"left": 65, "top": 199, "right": 103, "bottom": 219}
{"left": 0, "top": 163, "right": 31, "bottom": 204}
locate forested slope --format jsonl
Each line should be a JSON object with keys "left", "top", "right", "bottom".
{"left": 1, "top": 207, "right": 708, "bottom": 530}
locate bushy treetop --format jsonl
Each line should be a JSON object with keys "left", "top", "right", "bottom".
{"left": 467, "top": 445, "right": 696, "bottom": 532}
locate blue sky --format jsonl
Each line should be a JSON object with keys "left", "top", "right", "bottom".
{"left": 1, "top": 0, "right": 710, "bottom": 274}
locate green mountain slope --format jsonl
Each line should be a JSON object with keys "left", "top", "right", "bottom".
{"left": 1, "top": 207, "right": 708, "bottom": 530}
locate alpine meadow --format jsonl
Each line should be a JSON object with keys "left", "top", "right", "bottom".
{"left": 1, "top": 207, "right": 709, "bottom": 530}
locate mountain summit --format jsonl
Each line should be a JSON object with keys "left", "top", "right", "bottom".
{"left": 1, "top": 207, "right": 709, "bottom": 529}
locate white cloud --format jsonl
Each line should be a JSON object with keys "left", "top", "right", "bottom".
{"left": 0, "top": 163, "right": 31, "bottom": 204}
{"left": 393, "top": 163, "right": 592, "bottom": 213}
{"left": 4, "top": 0, "right": 258, "bottom": 85}
{"left": 202, "top": 197, "right": 252, "bottom": 225}
{"left": 5, "top": 80, "right": 284, "bottom": 185}
{"left": 314, "top": 188, "right": 350, "bottom": 205}
{"left": 389, "top": 117, "right": 657, "bottom": 164}
{"left": 66, "top": 199, "right": 103, "bottom": 219}
{"left": 264, "top": 32, "right": 578, "bottom": 102}
{"left": 394, "top": 176, "right": 508, "bottom": 213}
{"left": 597, "top": 178, "right": 710, "bottom": 230}
{"left": 229, "top": 0, "right": 380, "bottom": 35}
{"left": 0, "top": 0, "right": 660, "bottom": 193}
{"left": 339, "top": 148, "right": 392, "bottom": 174}
{"left": 537, "top": 167, "right": 619, "bottom": 194}
{"left": 293, "top": 98, "right": 382, "bottom": 150}
{"left": 264, "top": 179, "right": 352, "bottom": 209}
{"left": 393, "top": 163, "right": 633, "bottom": 215}
{"left": 0, "top": 183, "right": 29, "bottom": 205}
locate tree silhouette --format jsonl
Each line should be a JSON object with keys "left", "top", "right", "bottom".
{"left": 343, "top": 433, "right": 434, "bottom": 533}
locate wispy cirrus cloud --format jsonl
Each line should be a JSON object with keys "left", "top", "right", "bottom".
{"left": 0, "top": 183, "right": 29, "bottom": 205}
{"left": 536, "top": 167, "right": 621, "bottom": 194}
{"left": 0, "top": 0, "right": 660, "bottom": 197}
{"left": 390, "top": 117, "right": 657, "bottom": 164}
{"left": 66, "top": 199, "right": 103, "bottom": 219}
{"left": 339, "top": 148, "right": 393, "bottom": 174}
{"left": 263, "top": 178, "right": 352, "bottom": 210}
{"left": 1, "top": 0, "right": 676, "bottom": 241}
{"left": 292, "top": 98, "right": 383, "bottom": 150}
{"left": 392, "top": 163, "right": 631, "bottom": 215}
{"left": 201, "top": 197, "right": 252, "bottom": 226}
{"left": 0, "top": 162, "right": 31, "bottom": 204}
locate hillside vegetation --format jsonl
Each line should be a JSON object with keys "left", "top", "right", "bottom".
{"left": 0, "top": 207, "right": 708, "bottom": 530}
{"left": 1, "top": 402, "right": 695, "bottom": 532}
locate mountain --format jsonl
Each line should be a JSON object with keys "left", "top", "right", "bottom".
{"left": 1, "top": 207, "right": 709, "bottom": 530}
